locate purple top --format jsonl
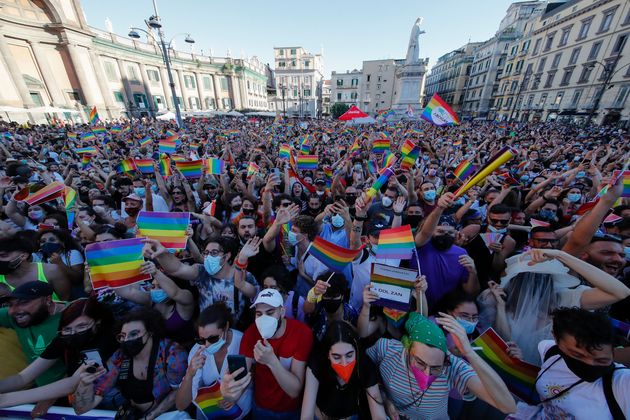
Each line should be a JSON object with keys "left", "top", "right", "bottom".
{"left": 409, "top": 241, "right": 469, "bottom": 310}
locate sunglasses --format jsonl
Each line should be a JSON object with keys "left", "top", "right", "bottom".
{"left": 194, "top": 333, "right": 223, "bottom": 346}
{"left": 489, "top": 218, "right": 509, "bottom": 226}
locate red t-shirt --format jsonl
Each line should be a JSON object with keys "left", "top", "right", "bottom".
{"left": 240, "top": 318, "right": 313, "bottom": 412}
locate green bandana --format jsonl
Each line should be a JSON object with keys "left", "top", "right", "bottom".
{"left": 402, "top": 312, "right": 447, "bottom": 354}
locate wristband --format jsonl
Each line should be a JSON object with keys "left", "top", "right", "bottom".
{"left": 306, "top": 288, "right": 322, "bottom": 304}
{"left": 234, "top": 259, "right": 248, "bottom": 270}
{"left": 393, "top": 212, "right": 403, "bottom": 216}
{"left": 354, "top": 215, "right": 368, "bottom": 222}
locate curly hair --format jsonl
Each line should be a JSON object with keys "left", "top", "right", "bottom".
{"left": 293, "top": 215, "right": 318, "bottom": 241}
{"left": 551, "top": 307, "right": 614, "bottom": 353}
{"left": 117, "top": 307, "right": 166, "bottom": 340}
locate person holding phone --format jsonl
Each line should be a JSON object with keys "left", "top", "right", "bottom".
{"left": 175, "top": 303, "right": 252, "bottom": 419}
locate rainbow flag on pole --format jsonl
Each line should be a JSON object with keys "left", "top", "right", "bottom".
{"left": 382, "top": 152, "right": 397, "bottom": 169}
{"left": 401, "top": 139, "right": 416, "bottom": 156}
{"left": 81, "top": 132, "right": 96, "bottom": 142}
{"left": 376, "top": 225, "right": 415, "bottom": 260}
{"left": 139, "top": 136, "right": 153, "bottom": 147}
{"left": 92, "top": 127, "right": 107, "bottom": 136}
{"left": 89, "top": 106, "right": 100, "bottom": 125}
{"left": 367, "top": 167, "right": 394, "bottom": 198}
{"left": 307, "top": 236, "right": 364, "bottom": 273}
{"left": 165, "top": 130, "right": 179, "bottom": 143}
{"left": 64, "top": 187, "right": 76, "bottom": 229}
{"left": 205, "top": 158, "right": 225, "bottom": 175}
{"left": 17, "top": 182, "right": 65, "bottom": 206}
{"left": 159, "top": 155, "right": 172, "bottom": 177}
{"left": 193, "top": 381, "right": 243, "bottom": 420}
{"left": 76, "top": 146, "right": 98, "bottom": 155}
{"left": 421, "top": 93, "right": 460, "bottom": 126}
{"left": 455, "top": 147, "right": 516, "bottom": 198}
{"left": 350, "top": 138, "right": 361, "bottom": 156}
{"left": 247, "top": 162, "right": 260, "bottom": 179}
{"left": 134, "top": 159, "right": 155, "bottom": 175}
{"left": 297, "top": 155, "right": 318, "bottom": 171}
{"left": 370, "top": 263, "right": 417, "bottom": 311}
{"left": 453, "top": 160, "right": 476, "bottom": 181}
{"left": 116, "top": 158, "right": 137, "bottom": 174}
{"left": 279, "top": 144, "right": 291, "bottom": 160}
{"left": 612, "top": 170, "right": 630, "bottom": 198}
{"left": 110, "top": 125, "right": 122, "bottom": 134}
{"left": 175, "top": 160, "right": 203, "bottom": 179}
{"left": 159, "top": 140, "right": 177, "bottom": 154}
{"left": 472, "top": 328, "right": 540, "bottom": 404}
{"left": 137, "top": 211, "right": 190, "bottom": 250}
{"left": 85, "top": 238, "right": 151, "bottom": 289}
{"left": 372, "top": 136, "right": 390, "bottom": 154}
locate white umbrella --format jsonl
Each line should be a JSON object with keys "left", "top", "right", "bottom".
{"left": 226, "top": 110, "right": 244, "bottom": 117}
{"left": 345, "top": 116, "right": 376, "bottom": 125}
{"left": 156, "top": 111, "right": 176, "bottom": 121}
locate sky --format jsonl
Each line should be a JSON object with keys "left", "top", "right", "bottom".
{"left": 81, "top": 0, "right": 517, "bottom": 78}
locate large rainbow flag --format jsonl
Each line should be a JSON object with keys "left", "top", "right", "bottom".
{"left": 134, "top": 159, "right": 155, "bottom": 175}
{"left": 205, "top": 158, "right": 225, "bottom": 175}
{"left": 472, "top": 328, "right": 540, "bottom": 404}
{"left": 375, "top": 225, "right": 415, "bottom": 260}
{"left": 297, "top": 155, "right": 318, "bottom": 171}
{"left": 307, "top": 236, "right": 364, "bottom": 273}
{"left": 85, "top": 238, "right": 151, "bottom": 289}
{"left": 175, "top": 160, "right": 203, "bottom": 179}
{"left": 116, "top": 158, "right": 137, "bottom": 174}
{"left": 193, "top": 381, "right": 242, "bottom": 420}
{"left": 159, "top": 140, "right": 177, "bottom": 154}
{"left": 137, "top": 211, "right": 190, "bottom": 250}
{"left": 18, "top": 182, "right": 65, "bottom": 206}
{"left": 421, "top": 93, "right": 460, "bottom": 126}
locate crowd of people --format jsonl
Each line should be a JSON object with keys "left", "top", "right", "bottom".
{"left": 0, "top": 114, "right": 627, "bottom": 420}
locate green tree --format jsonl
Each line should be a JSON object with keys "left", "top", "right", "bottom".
{"left": 331, "top": 103, "right": 350, "bottom": 119}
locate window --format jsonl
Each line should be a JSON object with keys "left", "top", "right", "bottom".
{"left": 153, "top": 95, "right": 165, "bottom": 109}
{"left": 577, "top": 18, "right": 593, "bottom": 40}
{"left": 336, "top": 93, "right": 342, "bottom": 100}
{"left": 515, "top": 60, "right": 524, "bottom": 73}
{"left": 66, "top": 91, "right": 80, "bottom": 101}
{"left": 104, "top": 61, "right": 117, "bottom": 82}
{"left": 588, "top": 41, "right": 602, "bottom": 61}
{"left": 278, "top": 49, "right": 284, "bottom": 56}
{"left": 505, "top": 63, "right": 513, "bottom": 74}
{"left": 569, "top": 47, "right": 581, "bottom": 65}
{"left": 559, "top": 27, "right": 571, "bottom": 46}
{"left": 203, "top": 76, "right": 212, "bottom": 90}
{"left": 204, "top": 97, "right": 215, "bottom": 109}
{"left": 147, "top": 69, "right": 160, "bottom": 83}
{"left": 521, "top": 40, "right": 530, "bottom": 52}
{"left": 569, "top": 90, "right": 582, "bottom": 107}
{"left": 539, "top": 94, "right": 547, "bottom": 107}
{"left": 533, "top": 38, "right": 541, "bottom": 54}
{"left": 291, "top": 60, "right": 296, "bottom": 67}
{"left": 29, "top": 92, "right": 44, "bottom": 106}
{"left": 544, "top": 33, "right": 555, "bottom": 51}
{"left": 351, "top": 78, "right": 358, "bottom": 87}
{"left": 599, "top": 9, "right": 616, "bottom": 33}
{"left": 183, "top": 75, "right": 195, "bottom": 89}
{"left": 551, "top": 53, "right": 562, "bottom": 69}
{"left": 505, "top": 97, "right": 513, "bottom": 109}
{"left": 553, "top": 92, "right": 563, "bottom": 106}
{"left": 220, "top": 77, "right": 229, "bottom": 91}
{"left": 377, "top": 84, "right": 381, "bottom": 89}
{"left": 336, "top": 79, "right": 343, "bottom": 86}
{"left": 613, "top": 85, "right": 629, "bottom": 108}
{"left": 304, "top": 60, "right": 310, "bottom": 67}
{"left": 496, "top": 98, "right": 504, "bottom": 108}
{"left": 611, "top": 34, "right": 628, "bottom": 55}
{"left": 189, "top": 97, "right": 200, "bottom": 109}
{"left": 350, "top": 92, "right": 358, "bottom": 100}
{"left": 293, "top": 89, "right": 298, "bottom": 97}
{"left": 510, "top": 81, "right": 518, "bottom": 92}
{"left": 113, "top": 91, "right": 125, "bottom": 103}
{"left": 303, "top": 89, "right": 311, "bottom": 97}
{"left": 560, "top": 68, "right": 574, "bottom": 86}
{"left": 544, "top": 71, "right": 556, "bottom": 88}
{"left": 625, "top": 9, "right": 630, "bottom": 25}
{"left": 527, "top": 94, "right": 534, "bottom": 107}
{"left": 222, "top": 98, "right": 231, "bottom": 108}
{"left": 578, "top": 66, "right": 593, "bottom": 83}
{"left": 290, "top": 49, "right": 296, "bottom": 55}
{"left": 133, "top": 93, "right": 147, "bottom": 108}
{"left": 537, "top": 57, "right": 547, "bottom": 73}
{"left": 278, "top": 61, "right": 286, "bottom": 67}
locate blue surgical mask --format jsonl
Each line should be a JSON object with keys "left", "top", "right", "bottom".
{"left": 549, "top": 164, "right": 557, "bottom": 170}
{"left": 381, "top": 196, "right": 393, "bottom": 207}
{"left": 422, "top": 155, "right": 430, "bottom": 161}
{"left": 538, "top": 209, "right": 556, "bottom": 221}
{"left": 204, "top": 337, "right": 226, "bottom": 356}
{"left": 150, "top": 289, "right": 169, "bottom": 303}
{"left": 567, "top": 193, "right": 581, "bottom": 203}
{"left": 624, "top": 246, "right": 630, "bottom": 261}
{"left": 576, "top": 171, "right": 586, "bottom": 178}
{"left": 134, "top": 187, "right": 146, "bottom": 198}
{"left": 287, "top": 231, "right": 300, "bottom": 246}
{"left": 488, "top": 225, "right": 507, "bottom": 234}
{"left": 331, "top": 214, "right": 344, "bottom": 228}
{"left": 457, "top": 317, "right": 478, "bottom": 335}
{"left": 204, "top": 255, "right": 223, "bottom": 275}
{"left": 423, "top": 190, "right": 436, "bottom": 201}
{"left": 521, "top": 175, "right": 530, "bottom": 182}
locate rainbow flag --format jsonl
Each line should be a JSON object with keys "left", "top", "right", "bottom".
{"left": 17, "top": 182, "right": 65, "bottom": 206}
{"left": 281, "top": 222, "right": 294, "bottom": 257}
{"left": 367, "top": 161, "right": 378, "bottom": 175}
{"left": 247, "top": 162, "right": 260, "bottom": 179}
{"left": 81, "top": 155, "right": 93, "bottom": 170}
{"left": 497, "top": 172, "right": 520, "bottom": 186}
{"left": 82, "top": 132, "right": 96, "bottom": 143}
{"left": 136, "top": 211, "right": 190, "bottom": 250}
{"left": 453, "top": 139, "right": 462, "bottom": 147}
{"left": 604, "top": 213, "right": 623, "bottom": 224}
{"left": 85, "top": 238, "right": 152, "bottom": 289}
{"left": 205, "top": 158, "right": 225, "bottom": 175}
{"left": 171, "top": 154, "right": 187, "bottom": 162}
{"left": 159, "top": 156, "right": 172, "bottom": 177}
{"left": 175, "top": 160, "right": 203, "bottom": 179}
{"left": 612, "top": 170, "right": 630, "bottom": 198}
{"left": 472, "top": 328, "right": 540, "bottom": 404}
{"left": 308, "top": 236, "right": 364, "bottom": 273}
{"left": 64, "top": 187, "right": 76, "bottom": 229}
{"left": 575, "top": 200, "right": 598, "bottom": 216}
{"left": 370, "top": 263, "right": 417, "bottom": 311}
{"left": 367, "top": 168, "right": 394, "bottom": 198}
{"left": 375, "top": 225, "right": 415, "bottom": 260}
{"left": 401, "top": 139, "right": 416, "bottom": 156}
{"left": 297, "top": 155, "right": 318, "bottom": 171}
{"left": 165, "top": 130, "right": 179, "bottom": 143}
{"left": 350, "top": 138, "right": 361, "bottom": 156}
{"left": 159, "top": 140, "right": 177, "bottom": 154}
{"left": 372, "top": 138, "right": 390, "bottom": 154}
{"left": 454, "top": 160, "right": 475, "bottom": 181}
{"left": 89, "top": 106, "right": 100, "bottom": 125}
{"left": 110, "top": 125, "right": 122, "bottom": 134}
{"left": 279, "top": 144, "right": 291, "bottom": 160}
{"left": 421, "top": 93, "right": 460, "bottom": 126}
{"left": 480, "top": 232, "right": 503, "bottom": 249}
{"left": 139, "top": 136, "right": 153, "bottom": 147}
{"left": 134, "top": 159, "right": 155, "bottom": 175}
{"left": 300, "top": 137, "right": 311, "bottom": 155}
{"left": 116, "top": 158, "right": 137, "bottom": 174}
{"left": 75, "top": 146, "right": 98, "bottom": 155}
{"left": 382, "top": 152, "right": 397, "bottom": 169}
{"left": 529, "top": 218, "right": 550, "bottom": 228}
{"left": 193, "top": 381, "right": 242, "bottom": 420}
{"left": 92, "top": 127, "right": 107, "bottom": 136}
{"left": 382, "top": 307, "right": 408, "bottom": 328}
{"left": 455, "top": 147, "right": 516, "bottom": 198}
{"left": 67, "top": 132, "right": 77, "bottom": 140}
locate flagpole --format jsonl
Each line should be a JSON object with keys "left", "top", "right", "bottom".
{"left": 414, "top": 247, "right": 423, "bottom": 315}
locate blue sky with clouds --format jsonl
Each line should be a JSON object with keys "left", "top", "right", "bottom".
{"left": 81, "top": 0, "right": 517, "bottom": 77}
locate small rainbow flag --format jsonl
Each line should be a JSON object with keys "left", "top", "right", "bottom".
{"left": 165, "top": 130, "right": 179, "bottom": 143}
{"left": 382, "top": 307, "right": 408, "bottom": 328}
{"left": 421, "top": 93, "right": 460, "bottom": 126}
{"left": 92, "top": 127, "right": 107, "bottom": 136}
{"left": 17, "top": 182, "right": 65, "bottom": 206}
{"left": 159, "top": 140, "right": 177, "bottom": 154}
{"left": 116, "top": 158, "right": 137, "bottom": 174}
{"left": 400, "top": 149, "right": 419, "bottom": 171}
{"left": 159, "top": 155, "right": 172, "bottom": 177}
{"left": 372, "top": 134, "right": 390, "bottom": 154}
{"left": 376, "top": 225, "right": 415, "bottom": 260}
{"left": 175, "top": 160, "right": 203, "bottom": 179}
{"left": 472, "top": 328, "right": 540, "bottom": 404}
{"left": 454, "top": 160, "right": 475, "bottom": 181}
{"left": 297, "top": 155, "right": 318, "bottom": 171}
{"left": 193, "top": 381, "right": 242, "bottom": 420}
{"left": 367, "top": 161, "right": 378, "bottom": 175}
{"left": 139, "top": 136, "right": 153, "bottom": 147}
{"left": 612, "top": 170, "right": 630, "bottom": 198}
{"left": 575, "top": 200, "right": 598, "bottom": 216}
{"left": 455, "top": 147, "right": 516, "bottom": 198}
{"left": 453, "top": 139, "right": 462, "bottom": 147}
{"left": 247, "top": 162, "right": 260, "bottom": 179}
{"left": 350, "top": 138, "right": 361, "bottom": 156}
{"left": 64, "top": 187, "right": 76, "bottom": 229}
{"left": 89, "top": 106, "right": 100, "bottom": 125}
{"left": 136, "top": 211, "right": 190, "bottom": 250}
{"left": 367, "top": 167, "right": 394, "bottom": 198}
{"left": 67, "top": 132, "right": 77, "bottom": 140}
{"left": 205, "top": 158, "right": 225, "bottom": 175}
{"left": 481, "top": 232, "right": 503, "bottom": 249}
{"left": 80, "top": 132, "right": 95, "bottom": 142}
{"left": 134, "top": 159, "right": 155, "bottom": 174}
{"left": 308, "top": 236, "right": 364, "bottom": 273}
{"left": 382, "top": 152, "right": 397, "bottom": 169}
{"left": 110, "top": 125, "right": 122, "bottom": 134}
{"left": 75, "top": 146, "right": 98, "bottom": 155}
{"left": 300, "top": 137, "right": 311, "bottom": 155}
{"left": 81, "top": 155, "right": 93, "bottom": 170}
{"left": 401, "top": 139, "right": 416, "bottom": 156}
{"left": 279, "top": 144, "right": 291, "bottom": 160}
{"left": 529, "top": 218, "right": 550, "bottom": 228}
{"left": 171, "top": 154, "right": 187, "bottom": 162}
{"left": 85, "top": 238, "right": 152, "bottom": 289}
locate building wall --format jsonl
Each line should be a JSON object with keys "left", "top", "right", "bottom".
{"left": 273, "top": 47, "right": 324, "bottom": 118}
{"left": 359, "top": 59, "right": 398, "bottom": 114}
{"left": 330, "top": 70, "right": 362, "bottom": 105}
{"left": 0, "top": 0, "right": 268, "bottom": 123}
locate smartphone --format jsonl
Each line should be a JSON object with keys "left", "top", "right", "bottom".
{"left": 227, "top": 355, "right": 247, "bottom": 381}
{"left": 81, "top": 349, "right": 105, "bottom": 373}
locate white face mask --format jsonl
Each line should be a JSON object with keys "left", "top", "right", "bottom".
{"left": 255, "top": 314, "right": 279, "bottom": 339}
{"left": 331, "top": 214, "right": 344, "bottom": 228}
{"left": 381, "top": 196, "right": 393, "bottom": 207}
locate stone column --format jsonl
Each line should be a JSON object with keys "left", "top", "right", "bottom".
{"left": 213, "top": 74, "right": 222, "bottom": 109}
{"left": 138, "top": 63, "right": 154, "bottom": 115}
{"left": 175, "top": 69, "right": 189, "bottom": 110}
{"left": 194, "top": 72, "right": 205, "bottom": 109}
{"left": 65, "top": 43, "right": 100, "bottom": 106}
{"left": 29, "top": 41, "right": 66, "bottom": 107}
{"left": 115, "top": 59, "right": 134, "bottom": 105}
{"left": 0, "top": 34, "right": 34, "bottom": 107}
{"left": 159, "top": 66, "right": 173, "bottom": 110}
{"left": 88, "top": 50, "right": 116, "bottom": 115}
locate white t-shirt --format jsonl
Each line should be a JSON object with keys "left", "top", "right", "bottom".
{"left": 515, "top": 340, "right": 630, "bottom": 419}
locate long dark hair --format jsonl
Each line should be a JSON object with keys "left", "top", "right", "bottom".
{"left": 317, "top": 321, "right": 362, "bottom": 384}
{"left": 59, "top": 297, "right": 113, "bottom": 333}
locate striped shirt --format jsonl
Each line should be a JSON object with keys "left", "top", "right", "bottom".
{"left": 367, "top": 338, "right": 477, "bottom": 419}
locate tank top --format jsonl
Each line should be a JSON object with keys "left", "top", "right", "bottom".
{"left": 0, "top": 263, "right": 61, "bottom": 302}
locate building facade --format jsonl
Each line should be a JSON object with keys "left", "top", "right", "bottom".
{"left": 512, "top": 0, "right": 630, "bottom": 125}
{"left": 359, "top": 59, "right": 401, "bottom": 115}
{"left": 0, "top": 0, "right": 269, "bottom": 124}
{"left": 424, "top": 42, "right": 482, "bottom": 113}
{"left": 321, "top": 79, "right": 331, "bottom": 116}
{"left": 272, "top": 46, "right": 324, "bottom": 118}
{"left": 330, "top": 69, "right": 362, "bottom": 106}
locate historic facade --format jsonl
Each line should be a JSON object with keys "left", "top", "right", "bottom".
{"left": 0, "top": 0, "right": 269, "bottom": 124}
{"left": 330, "top": 69, "right": 362, "bottom": 106}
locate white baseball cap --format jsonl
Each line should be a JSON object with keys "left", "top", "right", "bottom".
{"left": 250, "top": 288, "right": 284, "bottom": 308}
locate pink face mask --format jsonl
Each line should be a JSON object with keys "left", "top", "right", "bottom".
{"left": 410, "top": 365, "right": 437, "bottom": 391}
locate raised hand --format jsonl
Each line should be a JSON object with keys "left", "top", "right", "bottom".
{"left": 275, "top": 203, "right": 300, "bottom": 225}
{"left": 436, "top": 312, "right": 473, "bottom": 356}
{"left": 437, "top": 192, "right": 455, "bottom": 209}
{"left": 239, "top": 236, "right": 262, "bottom": 260}
{"left": 393, "top": 196, "right": 407, "bottom": 213}
{"left": 142, "top": 238, "right": 167, "bottom": 259}
{"left": 362, "top": 284, "right": 380, "bottom": 308}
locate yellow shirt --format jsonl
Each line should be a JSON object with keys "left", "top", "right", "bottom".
{"left": 0, "top": 327, "right": 27, "bottom": 378}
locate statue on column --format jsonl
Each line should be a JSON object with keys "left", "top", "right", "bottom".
{"left": 405, "top": 17, "right": 425, "bottom": 65}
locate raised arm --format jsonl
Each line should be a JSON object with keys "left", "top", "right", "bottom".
{"left": 143, "top": 238, "right": 199, "bottom": 281}
{"left": 414, "top": 193, "right": 454, "bottom": 247}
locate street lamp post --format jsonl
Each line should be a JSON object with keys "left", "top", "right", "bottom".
{"left": 128, "top": 4, "right": 194, "bottom": 128}
{"left": 586, "top": 56, "right": 627, "bottom": 125}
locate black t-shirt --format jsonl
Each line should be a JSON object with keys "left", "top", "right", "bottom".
{"left": 308, "top": 351, "right": 378, "bottom": 418}
{"left": 40, "top": 332, "right": 117, "bottom": 377}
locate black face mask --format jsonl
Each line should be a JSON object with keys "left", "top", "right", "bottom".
{"left": 41, "top": 242, "right": 63, "bottom": 257}
{"left": 242, "top": 209, "right": 255, "bottom": 216}
{"left": 120, "top": 335, "right": 147, "bottom": 357}
{"left": 321, "top": 298, "right": 343, "bottom": 313}
{"left": 0, "top": 256, "right": 23, "bottom": 275}
{"left": 559, "top": 349, "right": 614, "bottom": 382}
{"left": 431, "top": 234, "right": 455, "bottom": 251}
{"left": 345, "top": 195, "right": 357, "bottom": 206}
{"left": 405, "top": 215, "right": 423, "bottom": 228}
{"left": 60, "top": 329, "right": 95, "bottom": 349}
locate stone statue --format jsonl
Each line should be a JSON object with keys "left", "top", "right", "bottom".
{"left": 405, "top": 17, "right": 425, "bottom": 64}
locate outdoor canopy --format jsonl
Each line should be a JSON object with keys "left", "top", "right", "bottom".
{"left": 338, "top": 105, "right": 368, "bottom": 121}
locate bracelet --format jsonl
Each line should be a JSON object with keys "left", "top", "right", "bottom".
{"left": 393, "top": 212, "right": 403, "bottom": 216}
{"left": 306, "top": 288, "right": 322, "bottom": 304}
{"left": 354, "top": 215, "right": 368, "bottom": 222}
{"left": 234, "top": 259, "right": 248, "bottom": 270}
